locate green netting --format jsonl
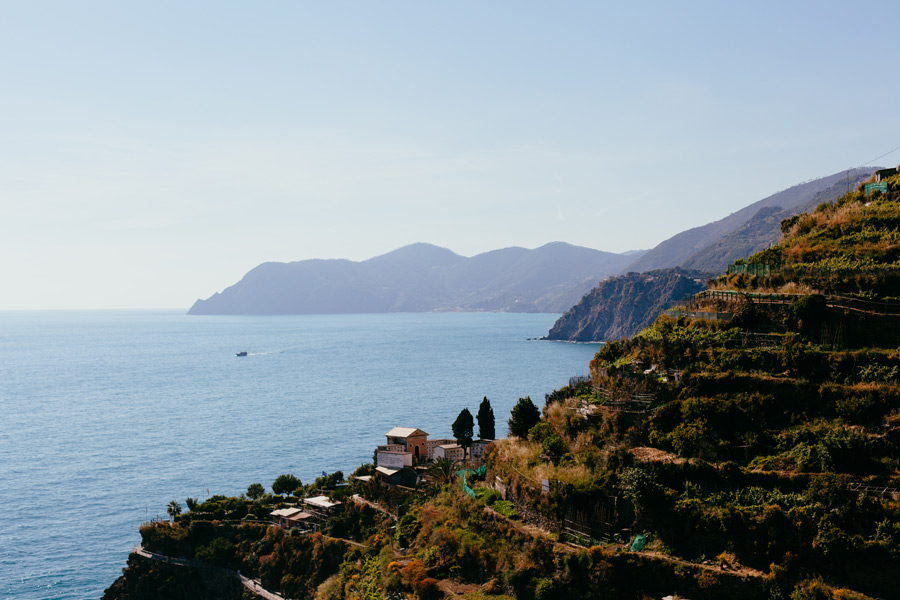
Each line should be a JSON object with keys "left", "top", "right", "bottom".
{"left": 629, "top": 534, "right": 647, "bottom": 552}
{"left": 457, "top": 465, "right": 487, "bottom": 479}
{"left": 463, "top": 481, "right": 476, "bottom": 497}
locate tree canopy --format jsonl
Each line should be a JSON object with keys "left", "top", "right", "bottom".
{"left": 452, "top": 408, "right": 474, "bottom": 456}
{"left": 272, "top": 473, "right": 302, "bottom": 496}
{"left": 508, "top": 396, "right": 540, "bottom": 438}
{"left": 246, "top": 483, "right": 265, "bottom": 500}
{"left": 476, "top": 396, "right": 495, "bottom": 440}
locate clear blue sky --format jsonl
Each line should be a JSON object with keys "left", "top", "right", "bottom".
{"left": 1, "top": 1, "right": 898, "bottom": 309}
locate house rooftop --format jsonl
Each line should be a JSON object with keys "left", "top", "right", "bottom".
{"left": 385, "top": 427, "right": 428, "bottom": 438}
{"left": 271, "top": 507, "right": 306, "bottom": 518}
{"left": 304, "top": 495, "right": 341, "bottom": 509}
{"left": 375, "top": 466, "right": 400, "bottom": 476}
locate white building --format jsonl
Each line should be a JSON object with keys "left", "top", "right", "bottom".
{"left": 433, "top": 443, "right": 464, "bottom": 462}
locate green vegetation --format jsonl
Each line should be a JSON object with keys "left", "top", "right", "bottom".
{"left": 508, "top": 396, "right": 540, "bottom": 438}
{"left": 453, "top": 407, "right": 475, "bottom": 457}
{"left": 272, "top": 473, "right": 302, "bottom": 496}
{"left": 247, "top": 483, "right": 265, "bottom": 499}
{"left": 166, "top": 500, "right": 182, "bottom": 522}
{"left": 719, "top": 181, "right": 900, "bottom": 300}
{"left": 110, "top": 181, "right": 900, "bottom": 600}
{"left": 477, "top": 397, "right": 496, "bottom": 440}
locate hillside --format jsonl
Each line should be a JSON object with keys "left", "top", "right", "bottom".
{"left": 544, "top": 169, "right": 878, "bottom": 343}
{"left": 109, "top": 174, "right": 900, "bottom": 600}
{"left": 187, "top": 242, "right": 641, "bottom": 315}
{"left": 544, "top": 269, "right": 710, "bottom": 341}
{"left": 624, "top": 167, "right": 877, "bottom": 273}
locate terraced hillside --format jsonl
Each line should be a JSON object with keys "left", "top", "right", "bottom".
{"left": 108, "top": 176, "right": 900, "bottom": 600}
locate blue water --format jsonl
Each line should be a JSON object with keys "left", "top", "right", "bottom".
{"left": 0, "top": 311, "right": 599, "bottom": 599}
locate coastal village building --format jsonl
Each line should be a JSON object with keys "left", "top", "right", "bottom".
{"left": 426, "top": 438, "right": 456, "bottom": 459}
{"left": 374, "top": 426, "right": 495, "bottom": 481}
{"left": 433, "top": 443, "right": 465, "bottom": 462}
{"left": 376, "top": 448, "right": 413, "bottom": 469}
{"left": 375, "top": 465, "right": 419, "bottom": 487}
{"left": 303, "top": 495, "right": 341, "bottom": 514}
{"left": 470, "top": 439, "right": 494, "bottom": 460}
{"left": 379, "top": 427, "right": 428, "bottom": 464}
{"left": 271, "top": 507, "right": 313, "bottom": 529}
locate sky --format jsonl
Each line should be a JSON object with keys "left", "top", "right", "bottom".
{"left": 1, "top": 1, "right": 899, "bottom": 310}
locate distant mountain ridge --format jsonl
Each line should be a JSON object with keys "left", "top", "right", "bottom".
{"left": 545, "top": 167, "right": 880, "bottom": 342}
{"left": 623, "top": 167, "right": 878, "bottom": 274}
{"left": 188, "top": 242, "right": 644, "bottom": 315}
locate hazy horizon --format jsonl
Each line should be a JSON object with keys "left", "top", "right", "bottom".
{"left": 2, "top": 2, "right": 898, "bottom": 310}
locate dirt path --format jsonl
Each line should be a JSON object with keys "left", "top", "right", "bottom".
{"left": 352, "top": 494, "right": 397, "bottom": 520}
{"left": 481, "top": 505, "right": 764, "bottom": 579}
{"left": 639, "top": 549, "right": 765, "bottom": 579}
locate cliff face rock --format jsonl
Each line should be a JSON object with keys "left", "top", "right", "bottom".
{"left": 102, "top": 554, "right": 246, "bottom": 600}
{"left": 545, "top": 269, "right": 709, "bottom": 341}
{"left": 188, "top": 242, "right": 644, "bottom": 315}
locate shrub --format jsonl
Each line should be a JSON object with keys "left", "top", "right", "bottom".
{"left": 493, "top": 500, "right": 519, "bottom": 520}
{"left": 415, "top": 577, "right": 442, "bottom": 600}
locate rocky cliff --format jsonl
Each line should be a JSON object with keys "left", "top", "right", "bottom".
{"left": 544, "top": 269, "right": 710, "bottom": 341}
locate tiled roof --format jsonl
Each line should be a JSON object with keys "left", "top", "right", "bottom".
{"left": 385, "top": 427, "right": 428, "bottom": 438}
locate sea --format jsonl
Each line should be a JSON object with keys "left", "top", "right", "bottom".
{"left": 0, "top": 310, "right": 600, "bottom": 599}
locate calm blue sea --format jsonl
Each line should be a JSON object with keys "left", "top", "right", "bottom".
{"left": 0, "top": 310, "right": 599, "bottom": 599}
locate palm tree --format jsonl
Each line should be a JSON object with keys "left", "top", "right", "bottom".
{"left": 427, "top": 457, "right": 455, "bottom": 486}
{"left": 167, "top": 500, "right": 182, "bottom": 522}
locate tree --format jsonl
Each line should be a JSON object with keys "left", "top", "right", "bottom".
{"left": 185, "top": 497, "right": 198, "bottom": 512}
{"left": 246, "top": 483, "right": 265, "bottom": 500}
{"left": 272, "top": 473, "right": 302, "bottom": 496}
{"left": 508, "top": 396, "right": 540, "bottom": 438}
{"left": 167, "top": 500, "right": 182, "bottom": 521}
{"left": 476, "top": 396, "right": 496, "bottom": 440}
{"left": 427, "top": 457, "right": 455, "bottom": 486}
{"left": 452, "top": 408, "right": 474, "bottom": 458}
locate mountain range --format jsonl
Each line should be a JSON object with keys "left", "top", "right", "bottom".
{"left": 542, "top": 167, "right": 880, "bottom": 341}
{"left": 189, "top": 167, "right": 879, "bottom": 319}
{"left": 626, "top": 167, "right": 877, "bottom": 273}
{"left": 187, "top": 242, "right": 642, "bottom": 315}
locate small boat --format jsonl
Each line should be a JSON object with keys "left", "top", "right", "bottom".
{"left": 236, "top": 351, "right": 248, "bottom": 357}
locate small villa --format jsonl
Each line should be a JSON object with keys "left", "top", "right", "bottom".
{"left": 303, "top": 495, "right": 341, "bottom": 513}
{"left": 375, "top": 465, "right": 419, "bottom": 487}
{"left": 271, "top": 507, "right": 313, "bottom": 529}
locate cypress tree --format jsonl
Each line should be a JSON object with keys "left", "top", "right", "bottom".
{"left": 508, "top": 396, "right": 540, "bottom": 438}
{"left": 452, "top": 408, "right": 475, "bottom": 457}
{"left": 476, "top": 396, "right": 496, "bottom": 440}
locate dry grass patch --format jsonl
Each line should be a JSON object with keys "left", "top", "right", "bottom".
{"left": 631, "top": 446, "right": 682, "bottom": 464}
